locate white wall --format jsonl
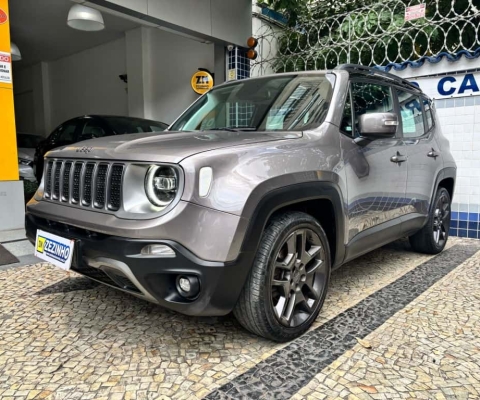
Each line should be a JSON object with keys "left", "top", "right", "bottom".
{"left": 49, "top": 37, "right": 128, "bottom": 129}
{"left": 145, "top": 28, "right": 215, "bottom": 124}
{"left": 251, "top": 4, "right": 283, "bottom": 77}
{"left": 89, "top": 0, "right": 252, "bottom": 46}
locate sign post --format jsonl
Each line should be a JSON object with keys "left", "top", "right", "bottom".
{"left": 0, "top": 0, "right": 24, "bottom": 231}
{"left": 0, "top": 0, "right": 18, "bottom": 181}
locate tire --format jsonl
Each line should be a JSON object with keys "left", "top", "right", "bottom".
{"left": 234, "top": 212, "right": 331, "bottom": 342}
{"left": 409, "top": 187, "right": 451, "bottom": 254}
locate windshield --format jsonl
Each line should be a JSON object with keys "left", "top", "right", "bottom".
{"left": 170, "top": 74, "right": 334, "bottom": 132}
{"left": 16, "top": 134, "right": 43, "bottom": 148}
{"left": 103, "top": 117, "right": 168, "bottom": 135}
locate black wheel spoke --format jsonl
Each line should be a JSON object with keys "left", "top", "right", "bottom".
{"left": 275, "top": 253, "right": 294, "bottom": 270}
{"left": 272, "top": 279, "right": 290, "bottom": 296}
{"left": 286, "top": 234, "right": 296, "bottom": 254}
{"left": 282, "top": 292, "right": 296, "bottom": 323}
{"left": 304, "top": 280, "right": 319, "bottom": 301}
{"left": 297, "top": 230, "right": 308, "bottom": 264}
{"left": 274, "top": 295, "right": 288, "bottom": 321}
{"left": 433, "top": 193, "right": 450, "bottom": 246}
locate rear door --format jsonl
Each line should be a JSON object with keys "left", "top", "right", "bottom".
{"left": 397, "top": 90, "right": 442, "bottom": 224}
{"left": 341, "top": 80, "right": 408, "bottom": 247}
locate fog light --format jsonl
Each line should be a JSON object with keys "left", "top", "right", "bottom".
{"left": 179, "top": 277, "right": 191, "bottom": 292}
{"left": 176, "top": 275, "right": 200, "bottom": 299}
{"left": 141, "top": 244, "right": 175, "bottom": 258}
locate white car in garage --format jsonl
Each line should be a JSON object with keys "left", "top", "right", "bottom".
{"left": 17, "top": 133, "right": 43, "bottom": 182}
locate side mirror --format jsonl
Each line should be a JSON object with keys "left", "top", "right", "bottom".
{"left": 358, "top": 112, "right": 398, "bottom": 140}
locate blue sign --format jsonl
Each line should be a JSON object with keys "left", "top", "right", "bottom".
{"left": 411, "top": 73, "right": 480, "bottom": 99}
{"left": 438, "top": 74, "right": 479, "bottom": 96}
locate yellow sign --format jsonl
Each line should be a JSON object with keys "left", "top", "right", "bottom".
{"left": 191, "top": 71, "right": 213, "bottom": 95}
{"left": 228, "top": 69, "right": 236, "bottom": 81}
{"left": 0, "top": 0, "right": 18, "bottom": 181}
{"left": 36, "top": 236, "right": 46, "bottom": 253}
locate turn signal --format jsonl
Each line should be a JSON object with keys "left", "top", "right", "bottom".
{"left": 247, "top": 37, "right": 258, "bottom": 48}
{"left": 246, "top": 37, "right": 258, "bottom": 60}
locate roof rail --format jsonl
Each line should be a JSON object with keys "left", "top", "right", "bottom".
{"left": 334, "top": 64, "right": 422, "bottom": 93}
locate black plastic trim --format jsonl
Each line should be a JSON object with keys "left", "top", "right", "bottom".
{"left": 25, "top": 213, "right": 239, "bottom": 316}
{"left": 430, "top": 167, "right": 456, "bottom": 215}
{"left": 237, "top": 181, "right": 346, "bottom": 269}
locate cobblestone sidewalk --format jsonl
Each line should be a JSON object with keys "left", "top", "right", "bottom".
{"left": 0, "top": 238, "right": 478, "bottom": 400}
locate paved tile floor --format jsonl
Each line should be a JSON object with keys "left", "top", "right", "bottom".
{"left": 0, "top": 238, "right": 479, "bottom": 400}
{"left": 0, "top": 229, "right": 40, "bottom": 270}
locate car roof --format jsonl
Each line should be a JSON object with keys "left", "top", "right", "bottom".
{"left": 215, "top": 64, "right": 424, "bottom": 96}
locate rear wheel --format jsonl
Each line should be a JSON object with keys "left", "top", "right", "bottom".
{"left": 234, "top": 212, "right": 331, "bottom": 342}
{"left": 409, "top": 187, "right": 451, "bottom": 254}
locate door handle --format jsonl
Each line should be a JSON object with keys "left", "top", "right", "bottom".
{"left": 391, "top": 151, "right": 407, "bottom": 164}
{"left": 427, "top": 148, "right": 439, "bottom": 159}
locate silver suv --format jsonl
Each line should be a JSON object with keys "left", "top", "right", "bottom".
{"left": 26, "top": 65, "right": 456, "bottom": 341}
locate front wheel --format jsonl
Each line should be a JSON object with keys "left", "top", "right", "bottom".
{"left": 234, "top": 212, "right": 331, "bottom": 342}
{"left": 409, "top": 187, "right": 451, "bottom": 254}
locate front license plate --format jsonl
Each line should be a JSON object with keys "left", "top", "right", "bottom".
{"left": 35, "top": 229, "right": 75, "bottom": 271}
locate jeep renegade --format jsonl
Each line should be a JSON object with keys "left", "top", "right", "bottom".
{"left": 26, "top": 65, "right": 456, "bottom": 341}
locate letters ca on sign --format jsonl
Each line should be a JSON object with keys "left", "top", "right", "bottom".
{"left": 411, "top": 73, "right": 480, "bottom": 99}
{"left": 437, "top": 74, "right": 479, "bottom": 97}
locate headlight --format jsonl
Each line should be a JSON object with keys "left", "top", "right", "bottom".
{"left": 19, "top": 158, "right": 32, "bottom": 166}
{"left": 145, "top": 165, "right": 178, "bottom": 207}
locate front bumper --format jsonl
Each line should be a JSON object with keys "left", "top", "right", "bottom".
{"left": 26, "top": 213, "right": 250, "bottom": 316}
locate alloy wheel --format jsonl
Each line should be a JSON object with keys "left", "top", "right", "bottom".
{"left": 433, "top": 192, "right": 450, "bottom": 246}
{"left": 270, "top": 228, "right": 327, "bottom": 328}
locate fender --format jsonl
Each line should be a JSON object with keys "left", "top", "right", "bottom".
{"left": 429, "top": 167, "right": 456, "bottom": 215}
{"left": 234, "top": 180, "right": 346, "bottom": 270}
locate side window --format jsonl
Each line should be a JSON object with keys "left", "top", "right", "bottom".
{"left": 53, "top": 122, "right": 78, "bottom": 144}
{"left": 351, "top": 82, "right": 394, "bottom": 137}
{"left": 82, "top": 120, "right": 107, "bottom": 138}
{"left": 340, "top": 89, "right": 353, "bottom": 136}
{"left": 423, "top": 97, "right": 434, "bottom": 130}
{"left": 397, "top": 90, "right": 425, "bottom": 138}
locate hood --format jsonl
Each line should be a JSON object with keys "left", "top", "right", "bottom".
{"left": 45, "top": 130, "right": 302, "bottom": 163}
{"left": 18, "top": 148, "right": 35, "bottom": 161}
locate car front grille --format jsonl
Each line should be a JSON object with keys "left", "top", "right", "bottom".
{"left": 44, "top": 159, "right": 124, "bottom": 212}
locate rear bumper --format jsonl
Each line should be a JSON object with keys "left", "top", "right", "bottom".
{"left": 26, "top": 213, "right": 250, "bottom": 316}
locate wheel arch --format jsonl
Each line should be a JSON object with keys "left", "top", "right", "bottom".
{"left": 236, "top": 181, "right": 346, "bottom": 270}
{"left": 430, "top": 167, "right": 456, "bottom": 215}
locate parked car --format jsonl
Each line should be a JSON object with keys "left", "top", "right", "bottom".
{"left": 17, "top": 133, "right": 43, "bottom": 182}
{"left": 33, "top": 115, "right": 168, "bottom": 182}
{"left": 26, "top": 65, "right": 455, "bottom": 341}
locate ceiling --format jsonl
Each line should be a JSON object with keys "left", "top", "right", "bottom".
{"left": 9, "top": 0, "right": 139, "bottom": 69}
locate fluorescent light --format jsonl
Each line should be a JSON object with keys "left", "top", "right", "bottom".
{"left": 67, "top": 4, "right": 105, "bottom": 32}
{"left": 11, "top": 42, "right": 21, "bottom": 61}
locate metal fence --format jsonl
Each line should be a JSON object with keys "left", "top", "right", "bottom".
{"left": 252, "top": 0, "right": 480, "bottom": 76}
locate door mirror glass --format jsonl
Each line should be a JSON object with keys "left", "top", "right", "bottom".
{"left": 358, "top": 112, "right": 398, "bottom": 139}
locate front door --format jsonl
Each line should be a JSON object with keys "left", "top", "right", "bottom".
{"left": 340, "top": 81, "right": 408, "bottom": 248}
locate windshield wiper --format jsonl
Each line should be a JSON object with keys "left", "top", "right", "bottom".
{"left": 203, "top": 126, "right": 257, "bottom": 132}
